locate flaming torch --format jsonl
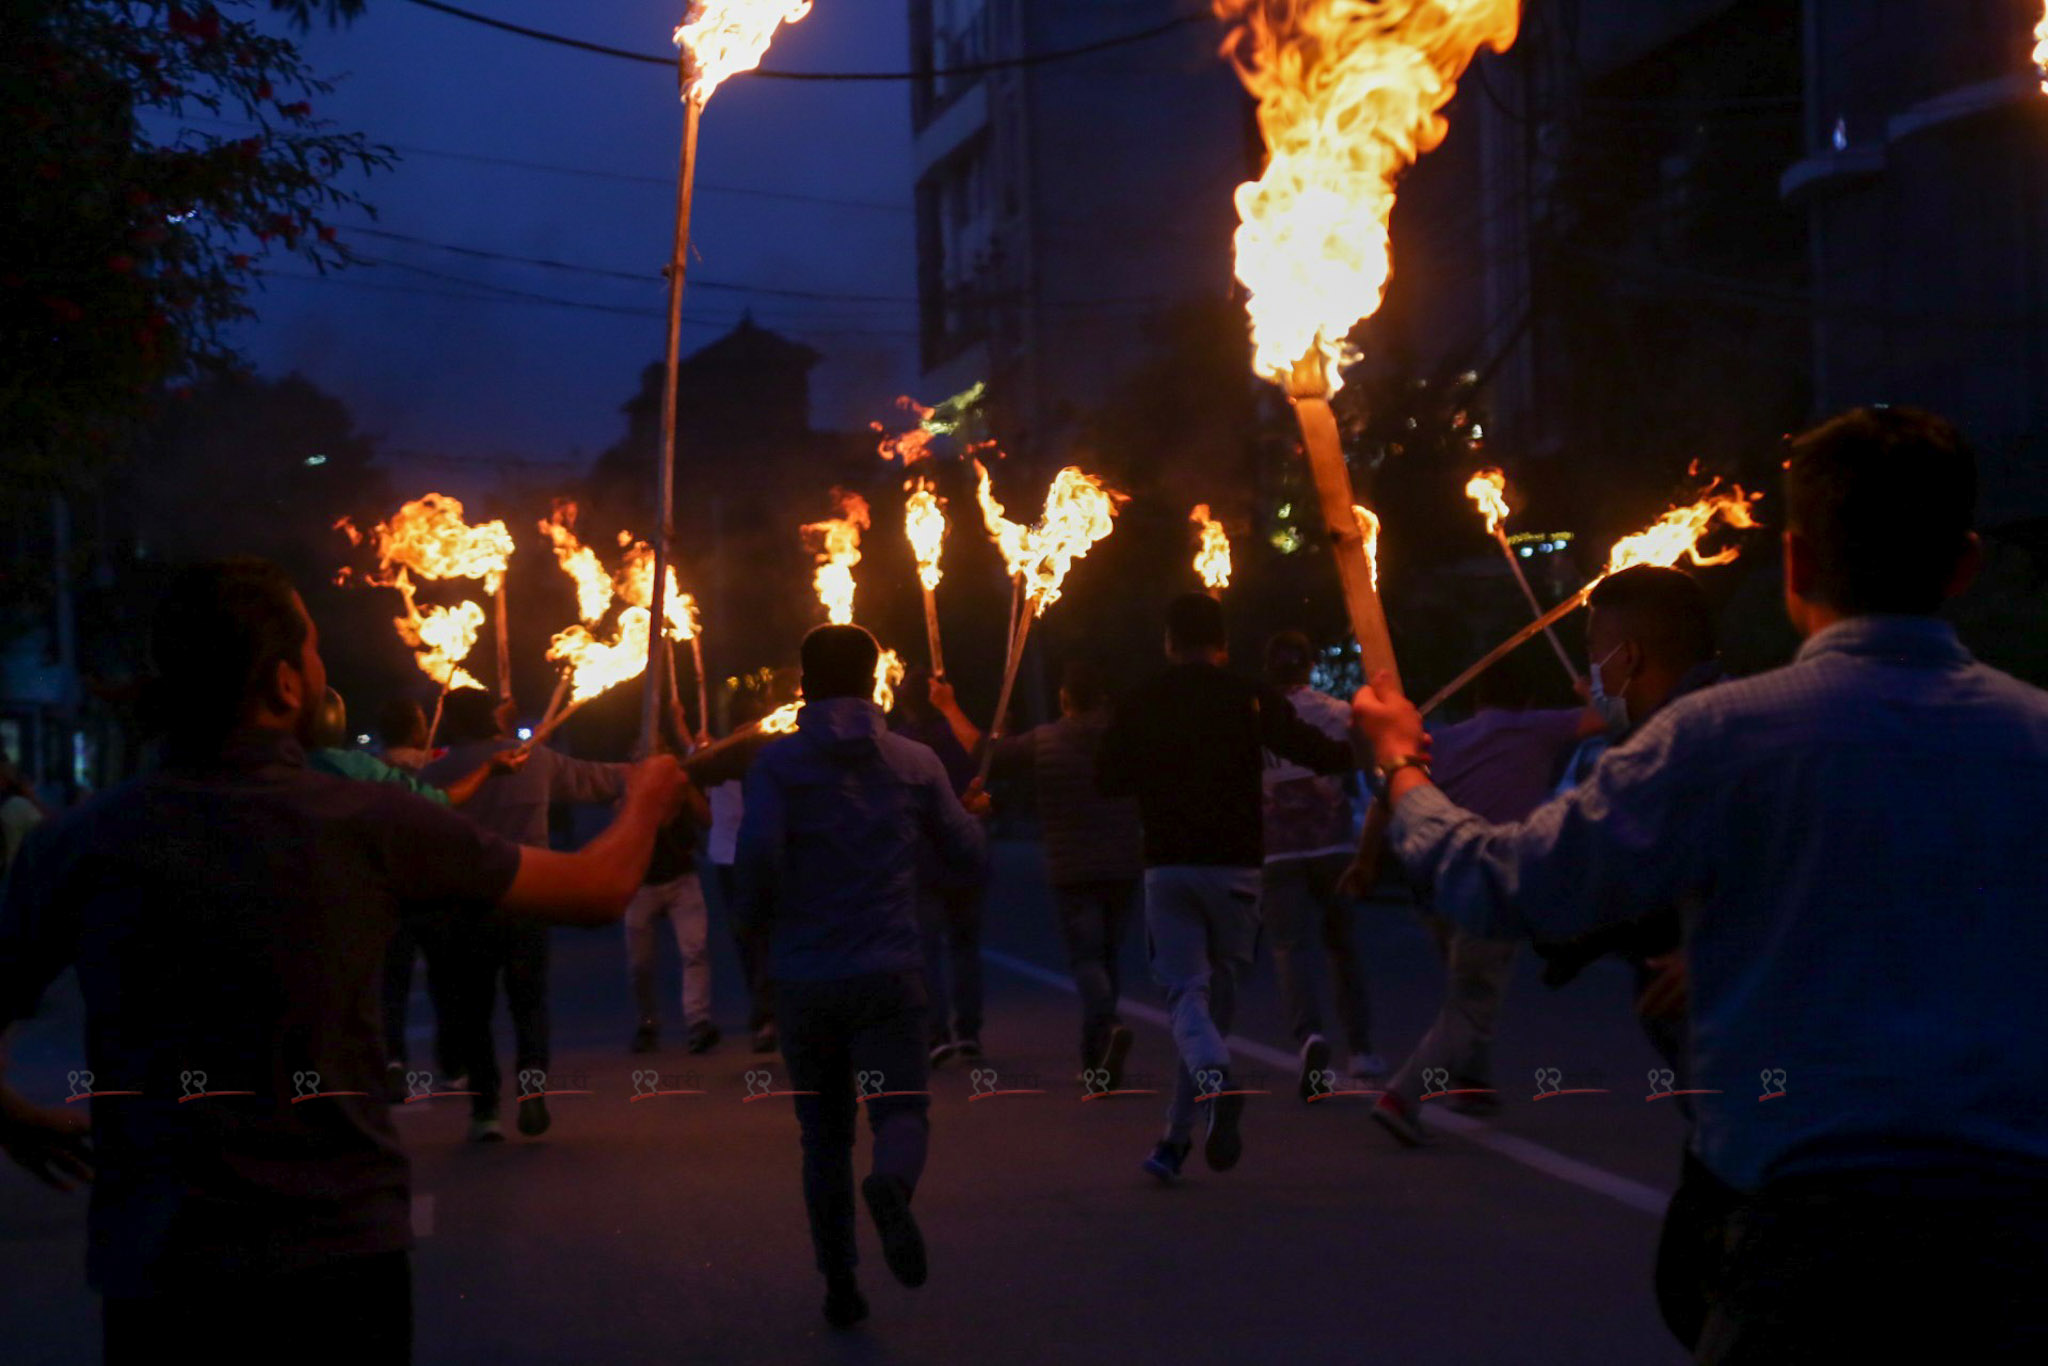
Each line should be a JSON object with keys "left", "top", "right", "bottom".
{"left": 1190, "top": 503, "right": 1232, "bottom": 596}
{"left": 2036, "top": 2, "right": 2048, "bottom": 92}
{"left": 1421, "top": 482, "right": 1761, "bottom": 714}
{"left": 641, "top": 0, "right": 814, "bottom": 756}
{"left": 619, "top": 533, "right": 705, "bottom": 736}
{"left": 1465, "top": 468, "right": 1581, "bottom": 688}
{"left": 804, "top": 491, "right": 870, "bottom": 627}
{"left": 1215, "top": 0, "right": 1521, "bottom": 689}
{"left": 906, "top": 480, "right": 949, "bottom": 676}
{"left": 973, "top": 462, "right": 1126, "bottom": 782}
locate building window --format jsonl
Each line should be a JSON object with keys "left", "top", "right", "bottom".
{"left": 913, "top": 0, "right": 993, "bottom": 129}
{"left": 916, "top": 134, "right": 998, "bottom": 370}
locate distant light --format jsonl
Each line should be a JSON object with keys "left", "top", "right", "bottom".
{"left": 168, "top": 211, "right": 194, "bottom": 224}
{"left": 1469, "top": 424, "right": 1484, "bottom": 439}
{"left": 1276, "top": 502, "right": 1292, "bottom": 519}
{"left": 304, "top": 454, "right": 327, "bottom": 466}
{"left": 516, "top": 727, "right": 534, "bottom": 742}
{"left": 1831, "top": 118, "right": 1847, "bottom": 152}
{"left": 355, "top": 733, "right": 370, "bottom": 746}
{"left": 1518, "top": 546, "right": 1533, "bottom": 559}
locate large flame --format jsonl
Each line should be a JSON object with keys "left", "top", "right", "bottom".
{"left": 674, "top": 0, "right": 812, "bottom": 105}
{"left": 905, "top": 481, "right": 947, "bottom": 592}
{"left": 617, "top": 535, "right": 699, "bottom": 642}
{"left": 539, "top": 502, "right": 614, "bottom": 625}
{"left": 2037, "top": 2, "right": 2048, "bottom": 93}
{"left": 1602, "top": 483, "right": 1761, "bottom": 575}
{"left": 1216, "top": 0, "right": 1521, "bottom": 395}
{"left": 803, "top": 491, "right": 871, "bottom": 626}
{"left": 1190, "top": 504, "right": 1233, "bottom": 590}
{"left": 1464, "top": 468, "right": 1511, "bottom": 537}
{"left": 974, "top": 462, "right": 1126, "bottom": 616}
{"left": 548, "top": 607, "right": 656, "bottom": 706}
{"left": 352, "top": 493, "right": 515, "bottom": 594}
{"left": 1353, "top": 505, "right": 1382, "bottom": 591}
{"left": 391, "top": 570, "right": 485, "bottom": 691}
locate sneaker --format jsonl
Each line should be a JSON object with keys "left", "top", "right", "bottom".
{"left": 751, "top": 1023, "right": 778, "bottom": 1054}
{"left": 1142, "top": 1139, "right": 1191, "bottom": 1184}
{"left": 1098, "top": 1025, "right": 1134, "bottom": 1093}
{"left": 860, "top": 1174, "right": 927, "bottom": 1288}
{"left": 468, "top": 1116, "right": 505, "bottom": 1144}
{"left": 1203, "top": 1072, "right": 1245, "bottom": 1172}
{"left": 822, "top": 1274, "right": 868, "bottom": 1329}
{"left": 1298, "top": 1034, "right": 1332, "bottom": 1103}
{"left": 630, "top": 1021, "right": 657, "bottom": 1054}
{"left": 953, "top": 1034, "right": 983, "bottom": 1059}
{"left": 928, "top": 1034, "right": 958, "bottom": 1068}
{"left": 384, "top": 1062, "right": 408, "bottom": 1105}
{"left": 517, "top": 1093, "right": 551, "bottom": 1137}
{"left": 1348, "top": 1052, "right": 1390, "bottom": 1085}
{"left": 1370, "top": 1092, "right": 1426, "bottom": 1148}
{"left": 684, "top": 1021, "right": 721, "bottom": 1055}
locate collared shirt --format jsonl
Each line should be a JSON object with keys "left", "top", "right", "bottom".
{"left": 0, "top": 729, "right": 522, "bottom": 1294}
{"left": 1389, "top": 617, "right": 2048, "bottom": 1192}
{"left": 421, "top": 739, "right": 625, "bottom": 850}
{"left": 735, "top": 698, "right": 986, "bottom": 983}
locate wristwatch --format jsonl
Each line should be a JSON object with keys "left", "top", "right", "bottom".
{"left": 1367, "top": 753, "right": 1432, "bottom": 799}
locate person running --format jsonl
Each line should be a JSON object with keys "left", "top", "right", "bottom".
{"left": 1352, "top": 407, "right": 2048, "bottom": 1360}
{"left": 734, "top": 625, "right": 988, "bottom": 1329}
{"left": 1361, "top": 650, "right": 1592, "bottom": 1144}
{"left": 1098, "top": 593, "right": 1354, "bottom": 1183}
{"left": 887, "top": 665, "right": 988, "bottom": 1065}
{"left": 931, "top": 659, "right": 1146, "bottom": 1086}
{"left": 0, "top": 559, "right": 684, "bottom": 1366}
{"left": 422, "top": 687, "right": 635, "bottom": 1142}
{"left": 1258, "top": 631, "right": 1386, "bottom": 1098}
{"left": 625, "top": 731, "right": 717, "bottom": 1055}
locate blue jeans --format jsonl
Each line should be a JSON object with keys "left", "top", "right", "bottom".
{"left": 1143, "top": 865, "right": 1261, "bottom": 1143}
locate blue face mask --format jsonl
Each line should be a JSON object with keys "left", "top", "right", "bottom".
{"left": 1588, "top": 644, "right": 1632, "bottom": 737}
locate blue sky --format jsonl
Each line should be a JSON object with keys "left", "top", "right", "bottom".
{"left": 235, "top": 1, "right": 920, "bottom": 472}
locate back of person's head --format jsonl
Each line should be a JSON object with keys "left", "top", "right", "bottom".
{"left": 438, "top": 687, "right": 501, "bottom": 745}
{"left": 1059, "top": 659, "right": 1108, "bottom": 714}
{"left": 1587, "top": 565, "right": 1716, "bottom": 672}
{"left": 1785, "top": 406, "right": 1977, "bottom": 615}
{"left": 378, "top": 696, "right": 426, "bottom": 749}
{"left": 149, "top": 559, "right": 310, "bottom": 755}
{"left": 801, "top": 624, "right": 881, "bottom": 701}
{"left": 1165, "top": 592, "right": 1227, "bottom": 657}
{"left": 1264, "top": 631, "right": 1315, "bottom": 688}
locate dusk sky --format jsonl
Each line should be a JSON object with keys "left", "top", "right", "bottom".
{"left": 235, "top": 1, "right": 920, "bottom": 479}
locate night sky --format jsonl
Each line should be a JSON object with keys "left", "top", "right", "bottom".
{"left": 235, "top": 1, "right": 919, "bottom": 479}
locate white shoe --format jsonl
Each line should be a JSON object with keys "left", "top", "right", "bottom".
{"left": 1348, "top": 1053, "right": 1389, "bottom": 1084}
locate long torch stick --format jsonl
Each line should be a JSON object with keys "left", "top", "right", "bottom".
{"left": 522, "top": 694, "right": 597, "bottom": 754}
{"left": 534, "top": 675, "right": 572, "bottom": 739}
{"left": 923, "top": 585, "right": 946, "bottom": 678}
{"left": 974, "top": 601, "right": 1036, "bottom": 786}
{"left": 1420, "top": 580, "right": 1600, "bottom": 716}
{"left": 425, "top": 679, "right": 452, "bottom": 751}
{"left": 494, "top": 583, "right": 512, "bottom": 703}
{"left": 690, "top": 634, "right": 709, "bottom": 738}
{"left": 1489, "top": 527, "right": 1582, "bottom": 688}
{"left": 1293, "top": 389, "right": 1401, "bottom": 692}
{"left": 638, "top": 69, "right": 704, "bottom": 759}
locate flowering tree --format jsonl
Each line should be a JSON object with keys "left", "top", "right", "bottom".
{"left": 1, "top": 2, "right": 390, "bottom": 489}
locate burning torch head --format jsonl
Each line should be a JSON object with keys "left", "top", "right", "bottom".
{"left": 799, "top": 623, "right": 882, "bottom": 702}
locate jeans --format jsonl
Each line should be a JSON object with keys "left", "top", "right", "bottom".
{"left": 1260, "top": 851, "right": 1373, "bottom": 1055}
{"left": 919, "top": 884, "right": 984, "bottom": 1041}
{"left": 447, "top": 917, "right": 549, "bottom": 1119}
{"left": 384, "top": 918, "right": 465, "bottom": 1076}
{"left": 1387, "top": 915, "right": 1516, "bottom": 1107}
{"left": 1691, "top": 1168, "right": 2048, "bottom": 1363}
{"left": 711, "top": 863, "right": 773, "bottom": 1031}
{"left": 777, "top": 970, "right": 932, "bottom": 1277}
{"left": 1050, "top": 878, "right": 1139, "bottom": 1066}
{"left": 1144, "top": 865, "right": 1261, "bottom": 1143}
{"left": 625, "top": 874, "right": 711, "bottom": 1029}
{"left": 103, "top": 1250, "right": 411, "bottom": 1366}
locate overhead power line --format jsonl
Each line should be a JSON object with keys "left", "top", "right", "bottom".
{"left": 400, "top": 1, "right": 1207, "bottom": 80}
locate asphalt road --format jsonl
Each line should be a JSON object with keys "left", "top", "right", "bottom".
{"left": 2, "top": 841, "right": 1692, "bottom": 1364}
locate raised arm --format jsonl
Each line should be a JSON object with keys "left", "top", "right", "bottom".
{"left": 929, "top": 676, "right": 983, "bottom": 757}
{"left": 541, "top": 747, "right": 630, "bottom": 807}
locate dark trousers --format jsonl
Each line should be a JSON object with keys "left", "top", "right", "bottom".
{"left": 447, "top": 918, "right": 549, "bottom": 1118}
{"left": 1050, "top": 878, "right": 1139, "bottom": 1065}
{"left": 382, "top": 919, "right": 465, "bottom": 1075}
{"left": 713, "top": 863, "right": 774, "bottom": 1031}
{"left": 1663, "top": 1163, "right": 2048, "bottom": 1362}
{"left": 103, "top": 1250, "right": 411, "bottom": 1365}
{"left": 919, "top": 885, "right": 984, "bottom": 1041}
{"left": 778, "top": 970, "right": 932, "bottom": 1277}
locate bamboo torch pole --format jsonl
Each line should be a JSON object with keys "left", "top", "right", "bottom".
{"left": 974, "top": 598, "right": 1036, "bottom": 786}
{"left": 639, "top": 61, "right": 704, "bottom": 759}
{"left": 1291, "top": 376, "right": 1401, "bottom": 692}
{"left": 493, "top": 582, "right": 512, "bottom": 704}
{"left": 923, "top": 585, "right": 946, "bottom": 678}
{"left": 1421, "top": 580, "right": 1600, "bottom": 716}
{"left": 690, "top": 634, "right": 709, "bottom": 738}
{"left": 1489, "top": 527, "right": 1583, "bottom": 689}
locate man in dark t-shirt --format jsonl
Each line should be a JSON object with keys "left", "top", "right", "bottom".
{"left": 0, "top": 561, "right": 684, "bottom": 1366}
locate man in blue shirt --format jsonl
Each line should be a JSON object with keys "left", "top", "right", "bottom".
{"left": 1353, "top": 408, "right": 2048, "bottom": 1361}
{"left": 735, "top": 625, "right": 988, "bottom": 1330}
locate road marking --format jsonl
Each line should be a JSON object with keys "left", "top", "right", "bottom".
{"left": 412, "top": 1194, "right": 435, "bottom": 1238}
{"left": 981, "top": 947, "right": 1671, "bottom": 1218}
